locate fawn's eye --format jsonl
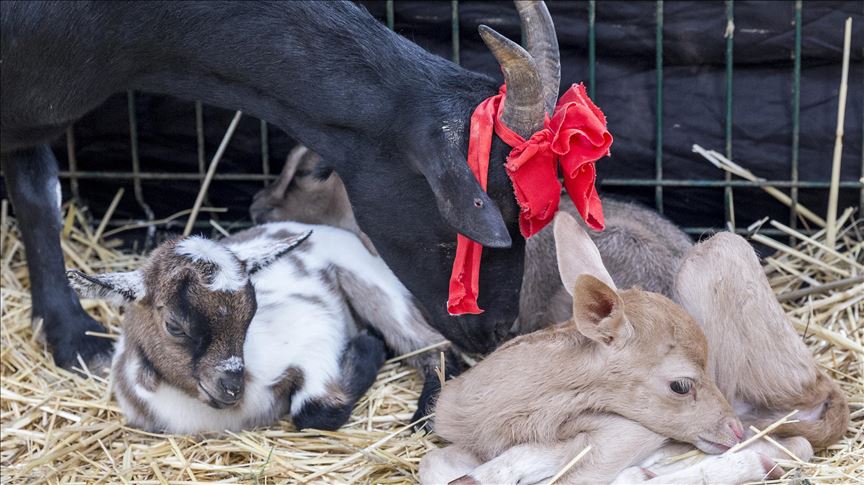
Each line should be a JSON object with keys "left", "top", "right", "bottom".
{"left": 670, "top": 379, "right": 693, "bottom": 395}
{"left": 166, "top": 320, "right": 187, "bottom": 337}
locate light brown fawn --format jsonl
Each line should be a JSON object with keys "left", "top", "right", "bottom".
{"left": 422, "top": 213, "right": 848, "bottom": 484}
{"left": 422, "top": 212, "right": 744, "bottom": 484}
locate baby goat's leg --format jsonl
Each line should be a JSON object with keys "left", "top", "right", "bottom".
{"left": 335, "top": 262, "right": 460, "bottom": 424}
{"left": 617, "top": 436, "right": 812, "bottom": 484}
{"left": 291, "top": 332, "right": 386, "bottom": 431}
{"left": 641, "top": 450, "right": 782, "bottom": 484}
{"left": 451, "top": 418, "right": 667, "bottom": 485}
{"left": 451, "top": 437, "right": 590, "bottom": 485}
{"left": 419, "top": 445, "right": 482, "bottom": 485}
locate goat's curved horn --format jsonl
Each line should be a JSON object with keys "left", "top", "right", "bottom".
{"left": 515, "top": 1, "right": 560, "bottom": 115}
{"left": 479, "top": 25, "right": 546, "bottom": 138}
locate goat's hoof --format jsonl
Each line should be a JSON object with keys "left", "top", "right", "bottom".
{"left": 449, "top": 476, "right": 481, "bottom": 485}
{"left": 640, "top": 467, "right": 657, "bottom": 479}
{"left": 759, "top": 454, "right": 785, "bottom": 481}
{"left": 612, "top": 465, "right": 655, "bottom": 483}
{"left": 47, "top": 313, "right": 114, "bottom": 377}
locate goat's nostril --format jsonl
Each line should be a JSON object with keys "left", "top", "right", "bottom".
{"left": 728, "top": 419, "right": 744, "bottom": 441}
{"left": 219, "top": 376, "right": 243, "bottom": 399}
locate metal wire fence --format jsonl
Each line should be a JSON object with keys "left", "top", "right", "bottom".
{"left": 24, "top": 1, "right": 864, "bottom": 237}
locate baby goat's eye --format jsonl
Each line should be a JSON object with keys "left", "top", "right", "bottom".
{"left": 670, "top": 379, "right": 693, "bottom": 395}
{"left": 165, "top": 320, "right": 187, "bottom": 337}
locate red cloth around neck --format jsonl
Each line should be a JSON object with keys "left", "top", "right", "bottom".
{"left": 447, "top": 83, "right": 612, "bottom": 315}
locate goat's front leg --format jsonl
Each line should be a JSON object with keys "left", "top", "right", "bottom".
{"left": 618, "top": 437, "right": 812, "bottom": 484}
{"left": 449, "top": 437, "right": 590, "bottom": 485}
{"left": 291, "top": 331, "right": 386, "bottom": 431}
{"left": 637, "top": 450, "right": 783, "bottom": 484}
{"left": 419, "top": 444, "right": 482, "bottom": 485}
{"left": 2, "top": 145, "right": 113, "bottom": 373}
{"left": 335, "top": 262, "right": 461, "bottom": 427}
{"left": 451, "top": 417, "right": 669, "bottom": 485}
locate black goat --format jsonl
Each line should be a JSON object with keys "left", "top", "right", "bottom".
{"left": 0, "top": 1, "right": 561, "bottom": 417}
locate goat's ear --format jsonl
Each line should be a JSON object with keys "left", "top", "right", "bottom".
{"left": 66, "top": 269, "right": 145, "bottom": 306}
{"left": 571, "top": 274, "right": 629, "bottom": 345}
{"left": 553, "top": 211, "right": 616, "bottom": 295}
{"left": 239, "top": 230, "right": 313, "bottom": 274}
{"left": 272, "top": 145, "right": 311, "bottom": 196}
{"left": 409, "top": 142, "right": 511, "bottom": 249}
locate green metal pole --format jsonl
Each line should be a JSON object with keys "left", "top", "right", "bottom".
{"left": 655, "top": 0, "right": 664, "bottom": 213}
{"left": 127, "top": 90, "right": 155, "bottom": 238}
{"left": 260, "top": 120, "right": 270, "bottom": 185}
{"left": 65, "top": 127, "right": 80, "bottom": 201}
{"left": 452, "top": 0, "right": 460, "bottom": 65}
{"left": 724, "top": 0, "right": 735, "bottom": 230}
{"left": 588, "top": 0, "right": 596, "bottom": 98}
{"left": 386, "top": 0, "right": 394, "bottom": 30}
{"left": 790, "top": 1, "right": 802, "bottom": 232}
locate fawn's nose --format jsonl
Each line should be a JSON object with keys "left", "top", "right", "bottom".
{"left": 218, "top": 372, "right": 244, "bottom": 402}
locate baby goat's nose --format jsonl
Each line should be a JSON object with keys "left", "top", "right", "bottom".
{"left": 219, "top": 373, "right": 244, "bottom": 401}
{"left": 726, "top": 417, "right": 744, "bottom": 441}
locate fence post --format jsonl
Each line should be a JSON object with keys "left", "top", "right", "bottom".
{"left": 724, "top": 0, "right": 736, "bottom": 231}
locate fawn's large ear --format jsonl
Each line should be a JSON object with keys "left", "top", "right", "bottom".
{"left": 233, "top": 230, "right": 313, "bottom": 274}
{"left": 571, "top": 274, "right": 629, "bottom": 345}
{"left": 67, "top": 269, "right": 145, "bottom": 306}
{"left": 553, "top": 211, "right": 617, "bottom": 296}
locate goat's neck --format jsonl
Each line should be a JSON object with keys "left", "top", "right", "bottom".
{"left": 563, "top": 337, "right": 622, "bottom": 404}
{"left": 512, "top": 322, "right": 618, "bottom": 406}
{"left": 123, "top": 2, "right": 494, "bottom": 164}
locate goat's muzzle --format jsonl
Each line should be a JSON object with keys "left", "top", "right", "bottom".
{"left": 695, "top": 416, "right": 744, "bottom": 454}
{"left": 199, "top": 370, "right": 245, "bottom": 408}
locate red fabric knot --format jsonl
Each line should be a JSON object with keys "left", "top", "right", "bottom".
{"left": 447, "top": 83, "right": 613, "bottom": 316}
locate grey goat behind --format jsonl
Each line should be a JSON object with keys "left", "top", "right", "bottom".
{"left": 250, "top": 145, "right": 377, "bottom": 255}
{"left": 514, "top": 197, "right": 693, "bottom": 336}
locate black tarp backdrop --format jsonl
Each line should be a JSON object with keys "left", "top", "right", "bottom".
{"left": 3, "top": 1, "right": 861, "bottom": 245}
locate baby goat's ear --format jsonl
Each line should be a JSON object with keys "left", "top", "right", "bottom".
{"left": 553, "top": 211, "right": 617, "bottom": 295}
{"left": 66, "top": 269, "right": 145, "bottom": 306}
{"left": 571, "top": 274, "right": 629, "bottom": 345}
{"left": 240, "top": 230, "right": 313, "bottom": 274}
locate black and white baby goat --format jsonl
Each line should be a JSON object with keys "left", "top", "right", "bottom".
{"left": 68, "top": 222, "right": 449, "bottom": 434}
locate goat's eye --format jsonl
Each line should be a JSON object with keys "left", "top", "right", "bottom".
{"left": 670, "top": 379, "right": 693, "bottom": 395}
{"left": 165, "top": 320, "right": 186, "bottom": 337}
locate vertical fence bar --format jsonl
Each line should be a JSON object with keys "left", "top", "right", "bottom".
{"left": 588, "top": 0, "right": 596, "bottom": 98}
{"left": 65, "top": 127, "right": 80, "bottom": 201}
{"left": 194, "top": 100, "right": 217, "bottom": 220}
{"left": 655, "top": 1, "right": 664, "bottom": 213}
{"left": 790, "top": 1, "right": 802, "bottom": 233}
{"left": 724, "top": 1, "right": 735, "bottom": 230}
{"left": 451, "top": 0, "right": 460, "bottom": 65}
{"left": 127, "top": 91, "right": 155, "bottom": 244}
{"left": 386, "top": 0, "right": 394, "bottom": 29}
{"left": 195, "top": 101, "right": 206, "bottom": 175}
{"left": 260, "top": 120, "right": 270, "bottom": 185}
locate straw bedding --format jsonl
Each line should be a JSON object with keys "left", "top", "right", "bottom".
{"left": 1, "top": 200, "right": 861, "bottom": 484}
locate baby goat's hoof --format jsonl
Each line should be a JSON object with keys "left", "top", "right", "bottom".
{"left": 449, "top": 476, "right": 481, "bottom": 485}
{"left": 759, "top": 454, "right": 785, "bottom": 481}
{"left": 611, "top": 465, "right": 655, "bottom": 483}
